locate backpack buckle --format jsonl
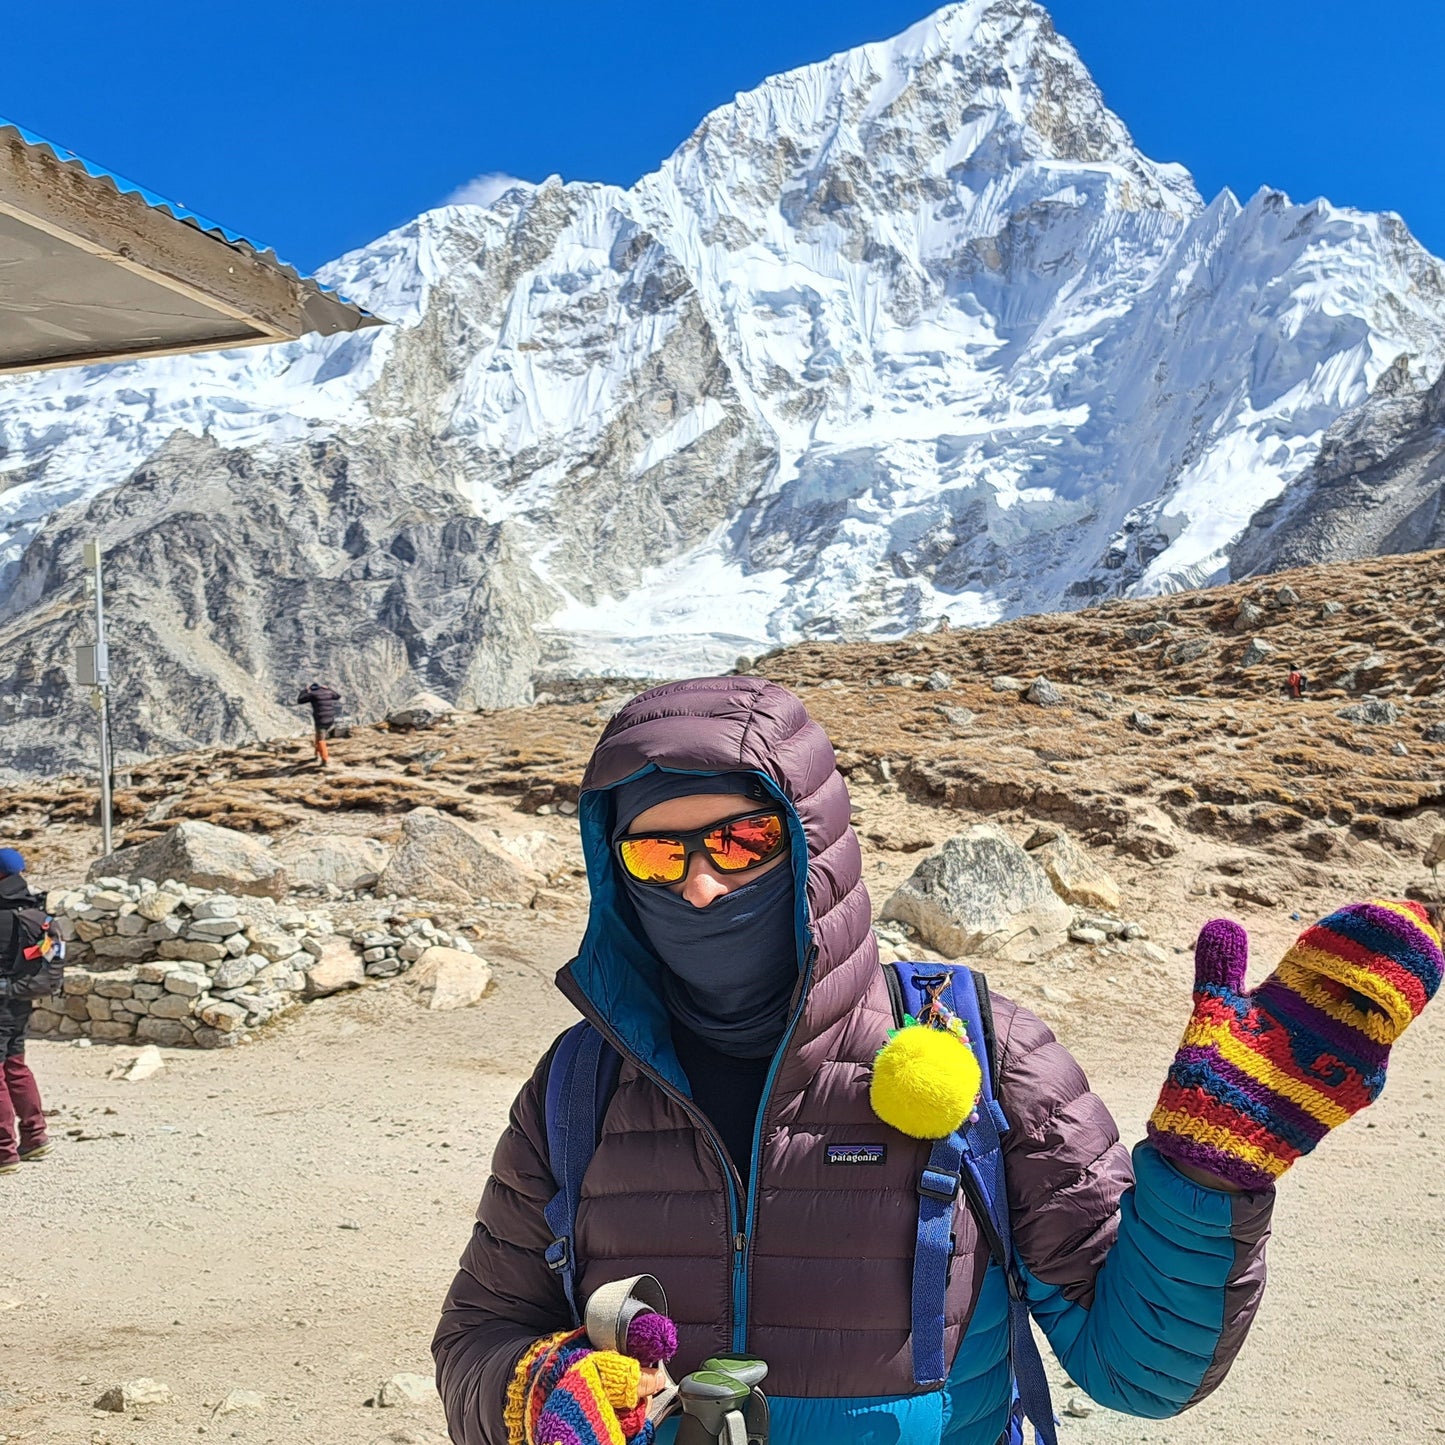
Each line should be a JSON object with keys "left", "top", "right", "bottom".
{"left": 544, "top": 1237, "right": 571, "bottom": 1274}
{"left": 917, "top": 1166, "right": 960, "bottom": 1203}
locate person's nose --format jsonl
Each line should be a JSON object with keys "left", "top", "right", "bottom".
{"left": 679, "top": 854, "right": 729, "bottom": 908}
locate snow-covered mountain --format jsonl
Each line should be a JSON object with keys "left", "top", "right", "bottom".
{"left": 2, "top": 0, "right": 1443, "bottom": 774}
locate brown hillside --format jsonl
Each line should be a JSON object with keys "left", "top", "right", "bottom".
{"left": 4, "top": 549, "right": 1443, "bottom": 900}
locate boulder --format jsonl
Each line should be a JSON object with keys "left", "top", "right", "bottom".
{"left": 1026, "top": 830, "right": 1122, "bottom": 913}
{"left": 407, "top": 947, "right": 493, "bottom": 1010}
{"left": 1337, "top": 698, "right": 1401, "bottom": 726}
{"left": 215, "top": 1389, "right": 267, "bottom": 1417}
{"left": 95, "top": 1378, "right": 172, "bottom": 1412}
{"left": 377, "top": 1372, "right": 438, "bottom": 1408}
{"left": 385, "top": 691, "right": 456, "bottom": 730}
{"left": 377, "top": 807, "right": 544, "bottom": 906}
{"left": 90, "top": 821, "right": 286, "bottom": 899}
{"left": 304, "top": 938, "right": 365, "bottom": 998}
{"left": 275, "top": 833, "right": 391, "bottom": 890}
{"left": 1239, "top": 637, "right": 1275, "bottom": 667}
{"left": 1232, "top": 599, "right": 1265, "bottom": 633}
{"left": 1024, "top": 676, "right": 1064, "bottom": 707}
{"left": 880, "top": 826, "right": 1072, "bottom": 961}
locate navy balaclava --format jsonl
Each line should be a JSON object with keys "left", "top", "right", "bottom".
{"left": 611, "top": 771, "right": 800, "bottom": 1059}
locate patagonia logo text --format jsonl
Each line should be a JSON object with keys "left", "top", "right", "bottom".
{"left": 826, "top": 1143, "right": 887, "bottom": 1166}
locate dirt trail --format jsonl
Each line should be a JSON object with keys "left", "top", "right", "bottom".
{"left": 4, "top": 890, "right": 1442, "bottom": 1445}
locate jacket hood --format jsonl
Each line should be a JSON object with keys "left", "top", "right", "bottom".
{"left": 560, "top": 676, "right": 875, "bottom": 1090}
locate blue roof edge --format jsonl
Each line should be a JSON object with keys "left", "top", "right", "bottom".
{"left": 0, "top": 115, "right": 380, "bottom": 325}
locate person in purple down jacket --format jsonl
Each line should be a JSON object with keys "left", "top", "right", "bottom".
{"left": 432, "top": 677, "right": 1443, "bottom": 1445}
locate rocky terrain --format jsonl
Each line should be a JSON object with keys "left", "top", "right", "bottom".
{"left": 1231, "top": 357, "right": 1445, "bottom": 578}
{"left": 7, "top": 546, "right": 1442, "bottom": 906}
{"left": 5, "top": 0, "right": 1445, "bottom": 775}
{"left": 3, "top": 550, "right": 1444, "bottom": 1442}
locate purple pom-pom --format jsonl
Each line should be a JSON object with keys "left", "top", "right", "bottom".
{"left": 625, "top": 1311, "right": 678, "bottom": 1367}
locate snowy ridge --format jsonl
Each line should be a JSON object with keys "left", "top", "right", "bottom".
{"left": 2, "top": 0, "right": 1444, "bottom": 691}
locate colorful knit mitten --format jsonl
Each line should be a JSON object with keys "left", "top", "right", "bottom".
{"left": 1148, "top": 900, "right": 1443, "bottom": 1190}
{"left": 505, "top": 1313, "right": 678, "bottom": 1445}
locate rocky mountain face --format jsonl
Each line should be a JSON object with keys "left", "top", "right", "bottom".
{"left": 1230, "top": 360, "right": 1445, "bottom": 578}
{"left": 2, "top": 0, "right": 1444, "bottom": 777}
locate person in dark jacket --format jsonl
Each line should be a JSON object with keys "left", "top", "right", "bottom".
{"left": 296, "top": 682, "right": 343, "bottom": 766}
{"left": 432, "top": 677, "right": 1443, "bottom": 1445}
{"left": 0, "top": 848, "right": 51, "bottom": 1175}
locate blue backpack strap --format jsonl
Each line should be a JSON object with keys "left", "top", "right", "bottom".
{"left": 889, "top": 963, "right": 1058, "bottom": 1445}
{"left": 541, "top": 1021, "right": 622, "bottom": 1327}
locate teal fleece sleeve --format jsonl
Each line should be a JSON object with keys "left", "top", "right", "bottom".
{"left": 1022, "top": 1143, "right": 1272, "bottom": 1418}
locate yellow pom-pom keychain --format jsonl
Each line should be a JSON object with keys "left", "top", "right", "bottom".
{"left": 869, "top": 988, "right": 984, "bottom": 1140}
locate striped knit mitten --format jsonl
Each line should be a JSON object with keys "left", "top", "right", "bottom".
{"left": 505, "top": 1314, "right": 677, "bottom": 1445}
{"left": 1148, "top": 900, "right": 1443, "bottom": 1191}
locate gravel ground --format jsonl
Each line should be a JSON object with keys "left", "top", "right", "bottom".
{"left": 3, "top": 874, "right": 1442, "bottom": 1443}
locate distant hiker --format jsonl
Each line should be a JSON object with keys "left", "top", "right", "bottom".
{"left": 297, "top": 682, "right": 342, "bottom": 766}
{"left": 1285, "top": 664, "right": 1307, "bottom": 700}
{"left": 432, "top": 675, "right": 1445, "bottom": 1445}
{"left": 0, "top": 849, "right": 62, "bottom": 1175}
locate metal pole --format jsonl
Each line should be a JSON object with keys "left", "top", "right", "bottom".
{"left": 83, "top": 541, "right": 113, "bottom": 857}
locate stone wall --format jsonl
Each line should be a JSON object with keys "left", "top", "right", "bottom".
{"left": 33, "top": 877, "right": 476, "bottom": 1048}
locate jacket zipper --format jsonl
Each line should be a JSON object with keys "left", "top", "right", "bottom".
{"left": 565, "top": 992, "right": 748, "bottom": 1317}
{"left": 735, "top": 941, "right": 818, "bottom": 1353}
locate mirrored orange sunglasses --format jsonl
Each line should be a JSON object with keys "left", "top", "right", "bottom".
{"left": 615, "top": 809, "right": 788, "bottom": 886}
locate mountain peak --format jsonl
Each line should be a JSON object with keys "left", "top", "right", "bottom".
{"left": 1, "top": 3, "right": 1443, "bottom": 773}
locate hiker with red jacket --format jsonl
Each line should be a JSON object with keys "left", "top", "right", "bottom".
{"left": 1285, "top": 664, "right": 1307, "bottom": 700}
{"left": 296, "top": 681, "right": 342, "bottom": 766}
{"left": 432, "top": 677, "right": 1443, "bottom": 1445}
{"left": 0, "top": 848, "right": 61, "bottom": 1176}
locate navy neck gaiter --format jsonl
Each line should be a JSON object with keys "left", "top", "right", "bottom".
{"left": 612, "top": 771, "right": 800, "bottom": 1060}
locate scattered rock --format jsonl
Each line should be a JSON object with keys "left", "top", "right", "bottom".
{"left": 923, "top": 670, "right": 955, "bottom": 691}
{"left": 879, "top": 826, "right": 1072, "bottom": 961}
{"left": 1030, "top": 831, "right": 1122, "bottom": 912}
{"left": 1240, "top": 637, "right": 1275, "bottom": 667}
{"left": 1024, "top": 676, "right": 1064, "bottom": 707}
{"left": 1232, "top": 600, "right": 1265, "bottom": 633}
{"left": 377, "top": 1373, "right": 438, "bottom": 1408}
{"left": 1422, "top": 722, "right": 1445, "bottom": 744}
{"left": 1391, "top": 741, "right": 1409, "bottom": 756}
{"left": 215, "top": 1389, "right": 267, "bottom": 1417}
{"left": 933, "top": 705, "right": 974, "bottom": 733}
{"left": 1068, "top": 926, "right": 1107, "bottom": 945}
{"left": 1164, "top": 637, "right": 1210, "bottom": 666}
{"left": 90, "top": 821, "right": 287, "bottom": 899}
{"left": 304, "top": 938, "right": 366, "bottom": 998}
{"left": 1274, "top": 584, "right": 1301, "bottom": 607}
{"left": 406, "top": 948, "right": 492, "bottom": 1011}
{"left": 882, "top": 672, "right": 924, "bottom": 688}
{"left": 1319, "top": 600, "right": 1344, "bottom": 617}
{"left": 1126, "top": 709, "right": 1157, "bottom": 734}
{"left": 122, "top": 1045, "right": 165, "bottom": 1083}
{"left": 990, "top": 676, "right": 1023, "bottom": 693}
{"left": 95, "top": 1378, "right": 172, "bottom": 1412}
{"left": 385, "top": 692, "right": 456, "bottom": 730}
{"left": 377, "top": 808, "right": 545, "bottom": 907}
{"left": 1337, "top": 698, "right": 1400, "bottom": 726}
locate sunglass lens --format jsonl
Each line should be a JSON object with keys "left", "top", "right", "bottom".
{"left": 705, "top": 814, "right": 785, "bottom": 872}
{"left": 618, "top": 837, "right": 686, "bottom": 884}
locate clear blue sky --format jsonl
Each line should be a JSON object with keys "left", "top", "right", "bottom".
{"left": 6, "top": 2, "right": 1439, "bottom": 273}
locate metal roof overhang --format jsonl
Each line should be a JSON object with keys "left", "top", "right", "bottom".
{"left": 0, "top": 120, "right": 382, "bottom": 374}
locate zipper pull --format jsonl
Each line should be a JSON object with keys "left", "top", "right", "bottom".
{"left": 734, "top": 1232, "right": 748, "bottom": 1255}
